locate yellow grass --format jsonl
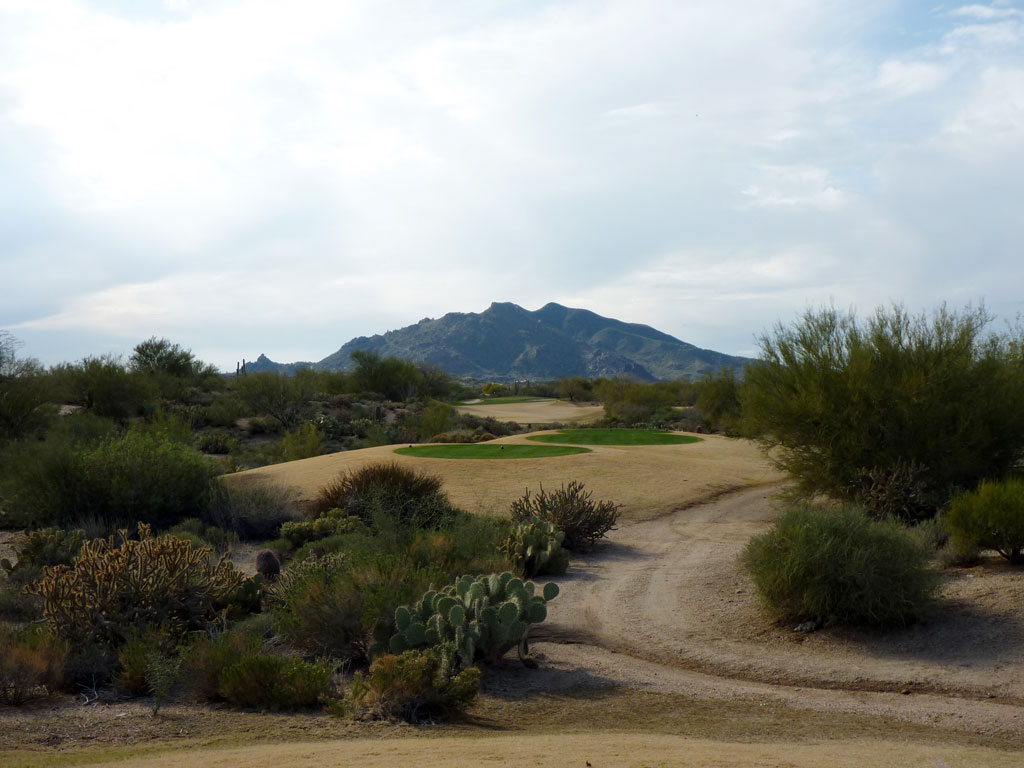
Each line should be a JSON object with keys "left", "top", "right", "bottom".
{"left": 454, "top": 399, "right": 604, "bottom": 425}
{"left": 64, "top": 732, "right": 1022, "bottom": 768}
{"left": 225, "top": 432, "right": 784, "bottom": 521}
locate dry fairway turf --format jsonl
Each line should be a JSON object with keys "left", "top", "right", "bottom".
{"left": 225, "top": 432, "right": 784, "bottom": 520}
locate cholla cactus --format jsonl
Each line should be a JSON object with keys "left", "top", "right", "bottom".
{"left": 26, "top": 523, "right": 244, "bottom": 648}
{"left": 374, "top": 572, "right": 559, "bottom": 669}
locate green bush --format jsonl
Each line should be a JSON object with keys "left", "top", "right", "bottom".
{"left": 179, "top": 629, "right": 263, "bottom": 702}
{"left": 743, "top": 505, "right": 940, "bottom": 628}
{"left": 509, "top": 481, "right": 619, "bottom": 551}
{"left": 334, "top": 645, "right": 479, "bottom": 723}
{"left": 313, "top": 461, "right": 456, "bottom": 531}
{"left": 1, "top": 527, "right": 84, "bottom": 577}
{"left": 207, "top": 480, "right": 299, "bottom": 540}
{"left": 280, "top": 509, "right": 364, "bottom": 549}
{"left": 218, "top": 654, "right": 334, "bottom": 711}
{"left": 280, "top": 422, "right": 325, "bottom": 462}
{"left": 233, "top": 372, "right": 314, "bottom": 430}
{"left": 195, "top": 430, "right": 237, "bottom": 454}
{"left": 53, "top": 355, "right": 155, "bottom": 420}
{"left": 0, "top": 625, "right": 67, "bottom": 705}
{"left": 163, "top": 518, "right": 238, "bottom": 553}
{"left": 946, "top": 478, "right": 1024, "bottom": 564}
{"left": 742, "top": 304, "right": 1024, "bottom": 521}
{"left": 0, "top": 332, "right": 54, "bottom": 442}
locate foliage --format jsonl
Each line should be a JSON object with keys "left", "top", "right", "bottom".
{"left": 742, "top": 505, "right": 940, "bottom": 628}
{"left": 26, "top": 524, "right": 245, "bottom": 650}
{"left": 350, "top": 350, "right": 452, "bottom": 401}
{"left": 556, "top": 376, "right": 594, "bottom": 402}
{"left": 0, "top": 331, "right": 53, "bottom": 441}
{"left": 313, "top": 461, "right": 456, "bottom": 531}
{"left": 509, "top": 481, "right": 619, "bottom": 551}
{"left": 695, "top": 367, "right": 742, "bottom": 434}
{"left": 336, "top": 645, "right": 480, "bottom": 723}
{"left": 1, "top": 527, "right": 85, "bottom": 577}
{"left": 146, "top": 648, "right": 182, "bottom": 716}
{"left": 500, "top": 517, "right": 569, "bottom": 577}
{"left": 130, "top": 337, "right": 213, "bottom": 380}
{"left": 742, "top": 304, "right": 1024, "bottom": 521}
{"left": 417, "top": 400, "right": 457, "bottom": 441}
{"left": 946, "top": 478, "right": 1024, "bottom": 564}
{"left": 53, "top": 354, "right": 155, "bottom": 420}
{"left": 178, "top": 629, "right": 263, "bottom": 702}
{"left": 217, "top": 653, "right": 335, "bottom": 711}
{"left": 0, "top": 625, "right": 67, "bottom": 706}
{"left": 233, "top": 372, "right": 315, "bottom": 429}
{"left": 377, "top": 572, "right": 559, "bottom": 669}
{"left": 207, "top": 480, "right": 299, "bottom": 540}
{"left": 279, "top": 421, "right": 325, "bottom": 462}
{"left": 280, "top": 509, "right": 365, "bottom": 549}
{"left": 595, "top": 378, "right": 694, "bottom": 426}
{"left": 163, "top": 518, "right": 238, "bottom": 553}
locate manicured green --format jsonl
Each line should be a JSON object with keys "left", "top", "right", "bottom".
{"left": 527, "top": 428, "right": 701, "bottom": 446}
{"left": 394, "top": 444, "right": 591, "bottom": 459}
{"left": 452, "top": 396, "right": 556, "bottom": 406}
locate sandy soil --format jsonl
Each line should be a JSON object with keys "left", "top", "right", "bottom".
{"left": 529, "top": 485, "right": 1024, "bottom": 738}
{"left": 224, "top": 433, "right": 785, "bottom": 520}
{"left": 57, "top": 732, "right": 1024, "bottom": 768}
{"left": 454, "top": 400, "right": 605, "bottom": 425}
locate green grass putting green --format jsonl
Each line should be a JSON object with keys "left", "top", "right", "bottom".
{"left": 452, "top": 396, "right": 556, "bottom": 406}
{"left": 527, "top": 428, "right": 702, "bottom": 446}
{"left": 394, "top": 443, "right": 591, "bottom": 459}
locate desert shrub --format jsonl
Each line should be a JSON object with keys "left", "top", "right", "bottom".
{"left": 510, "top": 481, "right": 619, "bottom": 551}
{"left": 280, "top": 509, "right": 364, "bottom": 549}
{"left": 0, "top": 332, "right": 54, "bottom": 442}
{"left": 179, "top": 629, "right": 263, "bottom": 702}
{"left": 233, "top": 372, "right": 314, "bottom": 430}
{"left": 742, "top": 505, "right": 940, "bottom": 628}
{"left": 116, "top": 630, "right": 169, "bottom": 697}
{"left": 742, "top": 304, "right": 1024, "bottom": 521}
{"left": 334, "top": 645, "right": 480, "bottom": 723}
{"left": 163, "top": 518, "right": 238, "bottom": 553}
{"left": 0, "top": 583, "right": 41, "bottom": 622}
{"left": 195, "top": 430, "right": 237, "bottom": 454}
{"left": 53, "top": 355, "right": 156, "bottom": 420}
{"left": 207, "top": 480, "right": 299, "bottom": 540}
{"left": 946, "top": 478, "right": 1024, "bottom": 564}
{"left": 1, "top": 527, "right": 84, "bottom": 577}
{"left": 218, "top": 653, "right": 334, "bottom": 711}
{"left": 500, "top": 518, "right": 569, "bottom": 578}
{"left": 26, "top": 524, "right": 245, "bottom": 650}
{"left": 267, "top": 553, "right": 364, "bottom": 659}
{"left": 280, "top": 422, "right": 325, "bottom": 462}
{"left": 0, "top": 625, "right": 67, "bottom": 705}
{"left": 203, "top": 395, "right": 249, "bottom": 428}
{"left": 313, "top": 462, "right": 456, "bottom": 531}
{"left": 695, "top": 367, "right": 742, "bottom": 434}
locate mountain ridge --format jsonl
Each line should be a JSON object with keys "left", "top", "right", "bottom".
{"left": 247, "top": 302, "right": 751, "bottom": 381}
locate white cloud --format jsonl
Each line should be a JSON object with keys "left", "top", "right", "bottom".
{"left": 740, "top": 166, "right": 849, "bottom": 210}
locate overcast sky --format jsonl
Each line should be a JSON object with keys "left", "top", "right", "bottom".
{"left": 2, "top": 0, "right": 1023, "bottom": 371}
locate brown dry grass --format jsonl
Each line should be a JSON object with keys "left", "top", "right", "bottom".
{"left": 224, "top": 432, "right": 784, "bottom": 521}
{"left": 455, "top": 400, "right": 605, "bottom": 425}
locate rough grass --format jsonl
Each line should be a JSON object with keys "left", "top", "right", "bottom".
{"left": 527, "top": 428, "right": 702, "bottom": 446}
{"left": 454, "top": 400, "right": 604, "bottom": 426}
{"left": 453, "top": 396, "right": 554, "bottom": 405}
{"left": 393, "top": 444, "right": 592, "bottom": 460}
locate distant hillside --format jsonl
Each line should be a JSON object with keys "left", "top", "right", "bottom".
{"left": 247, "top": 302, "right": 752, "bottom": 381}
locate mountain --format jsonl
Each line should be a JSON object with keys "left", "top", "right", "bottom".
{"left": 247, "top": 302, "right": 752, "bottom": 381}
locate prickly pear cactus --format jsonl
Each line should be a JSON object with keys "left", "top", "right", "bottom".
{"left": 372, "top": 572, "right": 559, "bottom": 669}
{"left": 500, "top": 517, "right": 570, "bottom": 578}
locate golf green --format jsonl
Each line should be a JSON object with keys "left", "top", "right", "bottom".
{"left": 393, "top": 444, "right": 592, "bottom": 459}
{"left": 527, "top": 428, "right": 702, "bottom": 446}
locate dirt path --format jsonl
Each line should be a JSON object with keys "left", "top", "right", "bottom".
{"left": 529, "top": 486, "right": 1024, "bottom": 738}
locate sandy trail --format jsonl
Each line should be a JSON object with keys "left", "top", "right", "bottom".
{"left": 529, "top": 485, "right": 1024, "bottom": 737}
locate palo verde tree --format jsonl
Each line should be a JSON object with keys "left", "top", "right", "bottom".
{"left": 741, "top": 303, "right": 1024, "bottom": 521}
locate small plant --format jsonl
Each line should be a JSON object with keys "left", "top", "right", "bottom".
{"left": 178, "top": 630, "right": 263, "bottom": 702}
{"left": 279, "top": 508, "right": 364, "bottom": 549}
{"left": 376, "top": 572, "right": 559, "bottom": 669}
{"left": 280, "top": 422, "right": 325, "bottom": 462}
{"left": 27, "top": 523, "right": 245, "bottom": 650}
{"left": 743, "top": 505, "right": 940, "bottom": 628}
{"left": 207, "top": 480, "right": 299, "bottom": 540}
{"left": 946, "top": 478, "right": 1024, "bottom": 564}
{"left": 163, "top": 518, "right": 238, "bottom": 553}
{"left": 510, "top": 481, "right": 619, "bottom": 550}
{"left": 146, "top": 649, "right": 182, "bottom": 716}
{"left": 1, "top": 528, "right": 85, "bottom": 577}
{"left": 218, "top": 654, "right": 335, "bottom": 711}
{"left": 335, "top": 645, "right": 480, "bottom": 723}
{"left": 0, "top": 625, "right": 67, "bottom": 706}
{"left": 500, "top": 518, "right": 569, "bottom": 577}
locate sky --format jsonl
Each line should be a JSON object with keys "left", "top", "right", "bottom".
{"left": 1, "top": 0, "right": 1023, "bottom": 371}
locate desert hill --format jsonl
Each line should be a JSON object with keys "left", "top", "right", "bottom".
{"left": 248, "top": 301, "right": 751, "bottom": 381}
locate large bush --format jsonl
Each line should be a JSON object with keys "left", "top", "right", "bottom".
{"left": 0, "top": 331, "right": 54, "bottom": 442}
{"left": 946, "top": 478, "right": 1024, "bottom": 564}
{"left": 510, "top": 481, "right": 619, "bottom": 550}
{"left": 743, "top": 505, "right": 940, "bottom": 628}
{"left": 742, "top": 304, "right": 1024, "bottom": 521}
